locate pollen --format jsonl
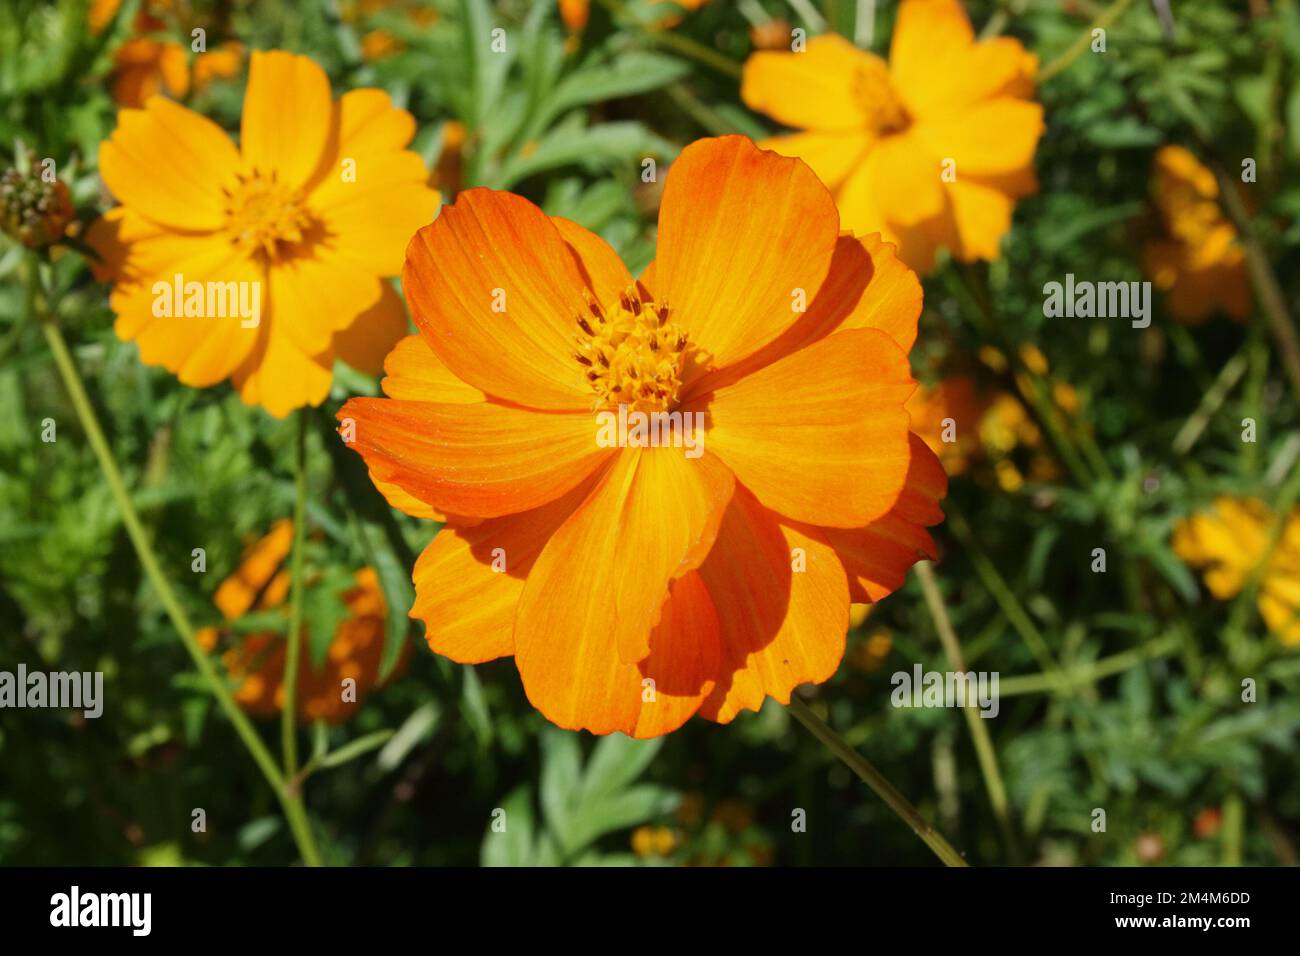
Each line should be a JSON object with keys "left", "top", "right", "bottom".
{"left": 222, "top": 168, "right": 313, "bottom": 258}
{"left": 853, "top": 59, "right": 910, "bottom": 136}
{"left": 575, "top": 286, "right": 688, "bottom": 412}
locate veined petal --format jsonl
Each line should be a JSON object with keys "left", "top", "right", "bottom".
{"left": 513, "top": 448, "right": 731, "bottom": 735}
{"left": 551, "top": 216, "right": 636, "bottom": 306}
{"left": 99, "top": 97, "right": 241, "bottom": 231}
{"left": 240, "top": 50, "right": 333, "bottom": 188}
{"left": 513, "top": 445, "right": 733, "bottom": 670}
{"left": 411, "top": 480, "right": 593, "bottom": 664}
{"left": 688, "top": 328, "right": 914, "bottom": 528}
{"left": 758, "top": 130, "right": 873, "bottom": 194}
{"left": 403, "top": 188, "right": 598, "bottom": 410}
{"left": 380, "top": 333, "right": 486, "bottom": 402}
{"left": 698, "top": 488, "right": 849, "bottom": 723}
{"left": 336, "top": 397, "right": 613, "bottom": 518}
{"left": 655, "top": 135, "right": 839, "bottom": 376}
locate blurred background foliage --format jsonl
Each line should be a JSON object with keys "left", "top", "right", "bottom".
{"left": 1, "top": 0, "right": 1298, "bottom": 866}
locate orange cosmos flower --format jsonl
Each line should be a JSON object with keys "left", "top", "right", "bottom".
{"left": 338, "top": 135, "right": 946, "bottom": 737}
{"left": 1143, "top": 145, "right": 1251, "bottom": 323}
{"left": 88, "top": 50, "right": 441, "bottom": 417}
{"left": 741, "top": 0, "right": 1043, "bottom": 272}
{"left": 196, "top": 520, "right": 399, "bottom": 722}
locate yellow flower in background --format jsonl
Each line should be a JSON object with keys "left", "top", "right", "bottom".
{"left": 1173, "top": 497, "right": 1300, "bottom": 646}
{"left": 906, "top": 375, "right": 987, "bottom": 475}
{"left": 88, "top": 50, "right": 441, "bottom": 417}
{"left": 195, "top": 521, "right": 401, "bottom": 722}
{"left": 741, "top": 0, "right": 1043, "bottom": 272}
{"left": 1143, "top": 145, "right": 1251, "bottom": 324}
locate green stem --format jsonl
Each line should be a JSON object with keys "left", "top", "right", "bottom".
{"left": 30, "top": 257, "right": 323, "bottom": 867}
{"left": 915, "top": 562, "right": 1018, "bottom": 861}
{"left": 787, "top": 697, "right": 969, "bottom": 867}
{"left": 1039, "top": 0, "right": 1136, "bottom": 84}
{"left": 281, "top": 410, "right": 310, "bottom": 778}
{"left": 996, "top": 633, "right": 1182, "bottom": 697}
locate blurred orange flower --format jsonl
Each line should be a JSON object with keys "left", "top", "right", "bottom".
{"left": 88, "top": 50, "right": 441, "bottom": 417}
{"left": 196, "top": 521, "right": 399, "bottom": 723}
{"left": 1173, "top": 496, "right": 1300, "bottom": 646}
{"left": 741, "top": 0, "right": 1043, "bottom": 272}
{"left": 1143, "top": 145, "right": 1251, "bottom": 323}
{"left": 339, "top": 135, "right": 946, "bottom": 737}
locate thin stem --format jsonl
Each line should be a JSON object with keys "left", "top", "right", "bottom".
{"left": 915, "top": 562, "right": 1018, "bottom": 861}
{"left": 281, "top": 410, "right": 310, "bottom": 778}
{"left": 30, "top": 257, "right": 323, "bottom": 867}
{"left": 787, "top": 696, "right": 969, "bottom": 867}
{"left": 1039, "top": 0, "right": 1136, "bottom": 84}
{"left": 1210, "top": 161, "right": 1300, "bottom": 399}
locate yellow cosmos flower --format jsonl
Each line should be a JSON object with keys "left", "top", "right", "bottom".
{"left": 741, "top": 0, "right": 1043, "bottom": 272}
{"left": 1143, "top": 145, "right": 1251, "bottom": 324}
{"left": 195, "top": 520, "right": 401, "bottom": 722}
{"left": 88, "top": 51, "right": 441, "bottom": 417}
{"left": 1173, "top": 497, "right": 1300, "bottom": 646}
{"left": 339, "top": 135, "right": 947, "bottom": 737}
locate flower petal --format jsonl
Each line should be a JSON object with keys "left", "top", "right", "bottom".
{"left": 231, "top": 316, "right": 334, "bottom": 418}
{"left": 403, "top": 188, "right": 598, "bottom": 410}
{"left": 240, "top": 50, "right": 333, "bottom": 188}
{"left": 688, "top": 328, "right": 914, "bottom": 527}
{"left": 410, "top": 480, "right": 592, "bottom": 663}
{"left": 513, "top": 445, "right": 733, "bottom": 675}
{"left": 758, "top": 130, "right": 872, "bottom": 193}
{"left": 269, "top": 247, "right": 383, "bottom": 355}
{"left": 99, "top": 97, "right": 242, "bottom": 231}
{"left": 697, "top": 488, "right": 849, "bottom": 722}
{"left": 337, "top": 397, "right": 612, "bottom": 518}
{"left": 551, "top": 216, "right": 636, "bottom": 306}
{"left": 914, "top": 99, "right": 1044, "bottom": 176}
{"left": 742, "top": 35, "right": 880, "bottom": 132}
{"left": 867, "top": 131, "right": 945, "bottom": 227}
{"left": 655, "top": 135, "right": 839, "bottom": 377}
{"left": 513, "top": 448, "right": 731, "bottom": 735}
{"left": 889, "top": 0, "right": 976, "bottom": 117}
{"left": 380, "top": 333, "right": 486, "bottom": 402}
{"left": 333, "top": 282, "right": 410, "bottom": 377}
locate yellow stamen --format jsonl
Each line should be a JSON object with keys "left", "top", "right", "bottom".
{"left": 575, "top": 286, "right": 688, "bottom": 412}
{"left": 222, "top": 169, "right": 313, "bottom": 259}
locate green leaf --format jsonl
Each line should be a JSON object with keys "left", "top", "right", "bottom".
{"left": 461, "top": 666, "right": 493, "bottom": 748}
{"left": 300, "top": 564, "right": 355, "bottom": 669}
{"left": 318, "top": 729, "right": 396, "bottom": 770}
{"left": 481, "top": 785, "right": 536, "bottom": 866}
{"left": 581, "top": 733, "right": 662, "bottom": 802}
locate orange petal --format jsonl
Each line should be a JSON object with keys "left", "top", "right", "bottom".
{"left": 697, "top": 488, "right": 850, "bottom": 722}
{"left": 380, "top": 333, "right": 486, "bottom": 402}
{"left": 914, "top": 99, "right": 1044, "bottom": 177}
{"left": 403, "top": 188, "right": 598, "bottom": 410}
{"left": 551, "top": 216, "right": 636, "bottom": 306}
{"left": 741, "top": 35, "right": 880, "bottom": 132}
{"left": 821, "top": 435, "right": 947, "bottom": 602}
{"left": 513, "top": 445, "right": 733, "bottom": 675}
{"left": 99, "top": 97, "right": 241, "bottom": 230}
{"left": 655, "top": 135, "right": 839, "bottom": 376}
{"left": 269, "top": 248, "right": 383, "bottom": 356}
{"left": 231, "top": 315, "right": 334, "bottom": 418}
{"left": 688, "top": 328, "right": 914, "bottom": 528}
{"left": 109, "top": 240, "right": 263, "bottom": 388}
{"left": 240, "top": 50, "right": 333, "bottom": 188}
{"left": 690, "top": 232, "right": 922, "bottom": 390}
{"left": 889, "top": 0, "right": 976, "bottom": 118}
{"left": 758, "top": 130, "right": 872, "bottom": 193}
{"left": 333, "top": 283, "right": 410, "bottom": 376}
{"left": 513, "top": 448, "right": 731, "bottom": 735}
{"left": 337, "top": 397, "right": 612, "bottom": 518}
{"left": 410, "top": 480, "right": 592, "bottom": 663}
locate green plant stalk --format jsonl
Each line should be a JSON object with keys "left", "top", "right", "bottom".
{"left": 997, "top": 633, "right": 1182, "bottom": 697}
{"left": 915, "top": 561, "right": 1018, "bottom": 860}
{"left": 281, "top": 410, "right": 310, "bottom": 778}
{"left": 596, "top": 0, "right": 743, "bottom": 78}
{"left": 30, "top": 258, "right": 322, "bottom": 867}
{"left": 1039, "top": 0, "right": 1136, "bottom": 83}
{"left": 787, "top": 697, "right": 969, "bottom": 867}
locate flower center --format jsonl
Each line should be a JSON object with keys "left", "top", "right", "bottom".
{"left": 575, "top": 287, "right": 688, "bottom": 413}
{"left": 854, "top": 59, "right": 910, "bottom": 136}
{"left": 222, "top": 169, "right": 313, "bottom": 259}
